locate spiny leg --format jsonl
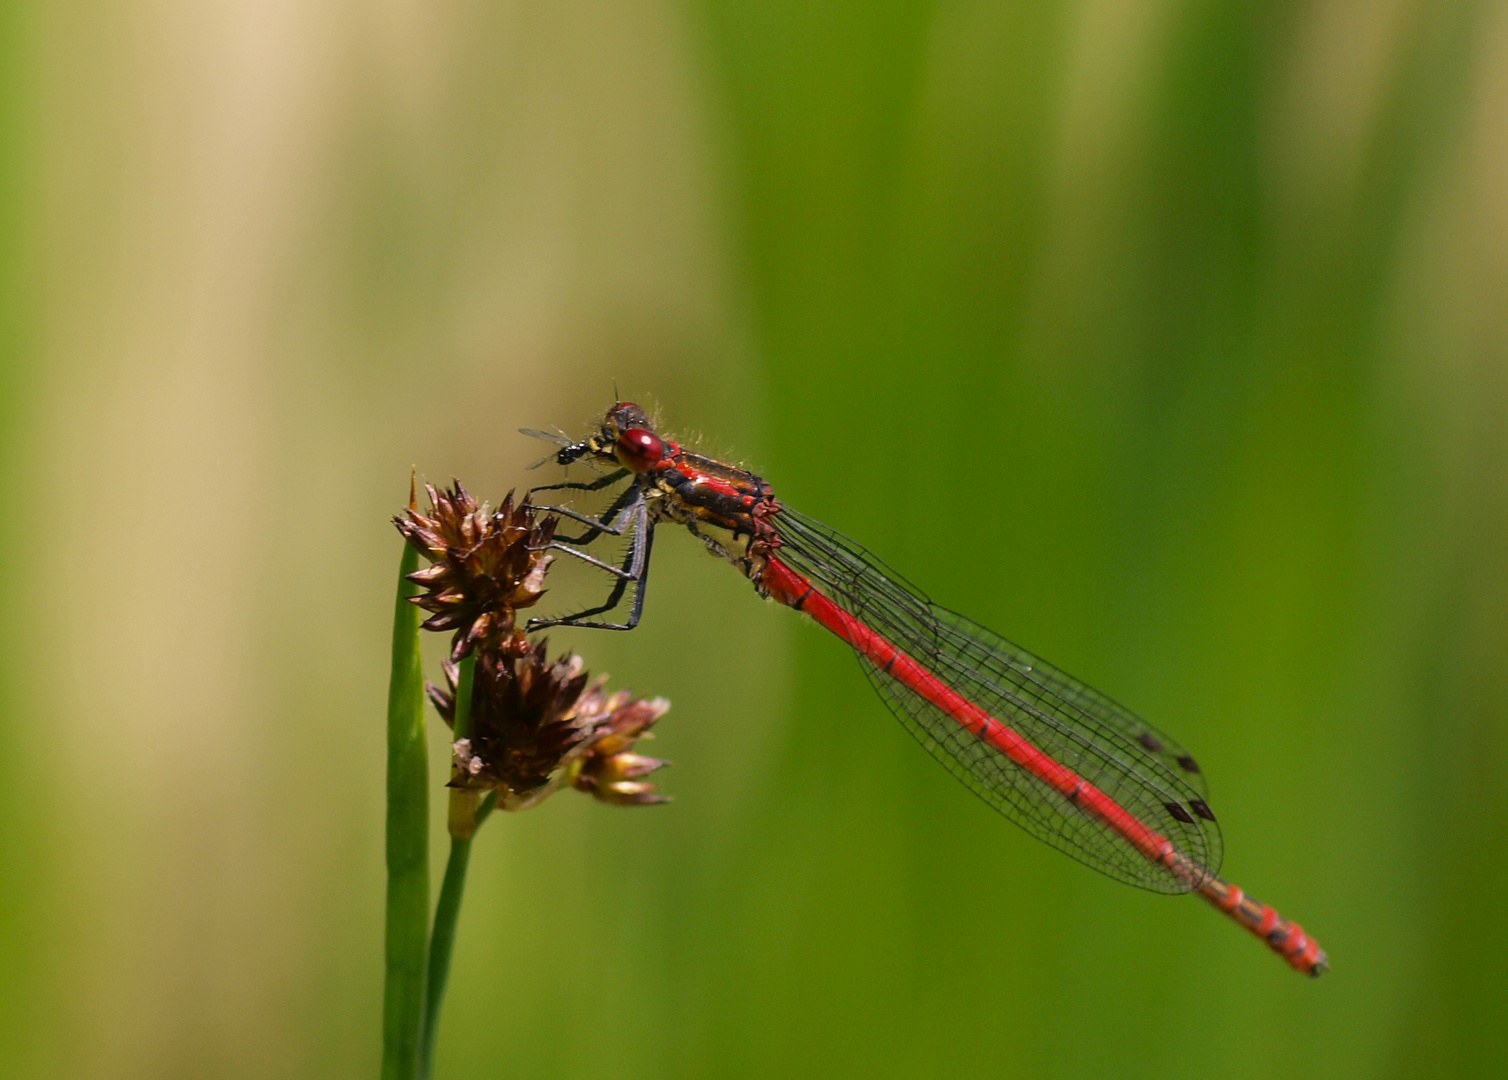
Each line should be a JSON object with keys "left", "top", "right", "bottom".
{"left": 529, "top": 500, "right": 655, "bottom": 632}
{"left": 531, "top": 528, "right": 655, "bottom": 631}
{"left": 534, "top": 480, "right": 642, "bottom": 546}
{"left": 684, "top": 519, "right": 741, "bottom": 562}
{"left": 527, "top": 468, "right": 628, "bottom": 497}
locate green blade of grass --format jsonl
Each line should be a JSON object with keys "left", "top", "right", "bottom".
{"left": 382, "top": 540, "right": 428, "bottom": 1080}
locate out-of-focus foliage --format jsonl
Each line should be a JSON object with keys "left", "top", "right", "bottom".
{"left": 1, "top": 1, "right": 1504, "bottom": 1077}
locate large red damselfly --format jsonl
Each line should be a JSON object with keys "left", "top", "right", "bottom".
{"left": 521, "top": 402, "right": 1328, "bottom": 977}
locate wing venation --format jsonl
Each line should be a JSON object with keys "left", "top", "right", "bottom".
{"left": 773, "top": 508, "right": 1223, "bottom": 893}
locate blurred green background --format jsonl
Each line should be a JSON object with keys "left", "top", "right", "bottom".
{"left": 2, "top": 1, "right": 1505, "bottom": 1077}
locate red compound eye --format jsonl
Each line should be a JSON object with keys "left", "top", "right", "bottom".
{"left": 615, "top": 427, "right": 664, "bottom": 472}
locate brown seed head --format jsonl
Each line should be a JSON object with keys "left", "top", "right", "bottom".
{"left": 570, "top": 692, "right": 671, "bottom": 806}
{"left": 394, "top": 481, "right": 557, "bottom": 661}
{"left": 429, "top": 641, "right": 672, "bottom": 812}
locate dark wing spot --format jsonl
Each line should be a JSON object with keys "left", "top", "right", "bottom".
{"left": 1165, "top": 802, "right": 1196, "bottom": 824}
{"left": 1189, "top": 798, "right": 1216, "bottom": 821}
{"left": 1176, "top": 754, "right": 1201, "bottom": 774}
{"left": 1137, "top": 732, "right": 1164, "bottom": 753}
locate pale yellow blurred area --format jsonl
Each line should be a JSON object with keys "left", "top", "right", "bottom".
{"left": 30, "top": 2, "right": 762, "bottom": 1076}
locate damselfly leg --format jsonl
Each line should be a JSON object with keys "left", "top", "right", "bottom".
{"left": 527, "top": 469, "right": 630, "bottom": 496}
{"left": 527, "top": 488, "right": 655, "bottom": 631}
{"left": 530, "top": 480, "right": 641, "bottom": 547}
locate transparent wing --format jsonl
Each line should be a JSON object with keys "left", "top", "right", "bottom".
{"left": 773, "top": 507, "right": 1222, "bottom": 894}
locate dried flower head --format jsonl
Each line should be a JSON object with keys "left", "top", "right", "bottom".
{"left": 569, "top": 692, "right": 672, "bottom": 806}
{"left": 394, "top": 481, "right": 556, "bottom": 661}
{"left": 429, "top": 640, "right": 671, "bottom": 812}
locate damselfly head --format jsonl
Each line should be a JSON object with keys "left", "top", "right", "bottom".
{"left": 605, "top": 401, "right": 653, "bottom": 434}
{"left": 602, "top": 402, "right": 667, "bottom": 472}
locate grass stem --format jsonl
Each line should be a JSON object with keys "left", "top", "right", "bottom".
{"left": 447, "top": 656, "right": 478, "bottom": 839}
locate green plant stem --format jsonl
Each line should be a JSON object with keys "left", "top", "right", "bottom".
{"left": 419, "top": 792, "right": 495, "bottom": 1080}
{"left": 382, "top": 542, "right": 428, "bottom": 1080}
{"left": 451, "top": 655, "right": 476, "bottom": 742}
{"left": 447, "top": 655, "right": 478, "bottom": 839}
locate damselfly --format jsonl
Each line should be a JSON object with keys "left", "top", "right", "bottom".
{"left": 522, "top": 402, "right": 1328, "bottom": 976}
